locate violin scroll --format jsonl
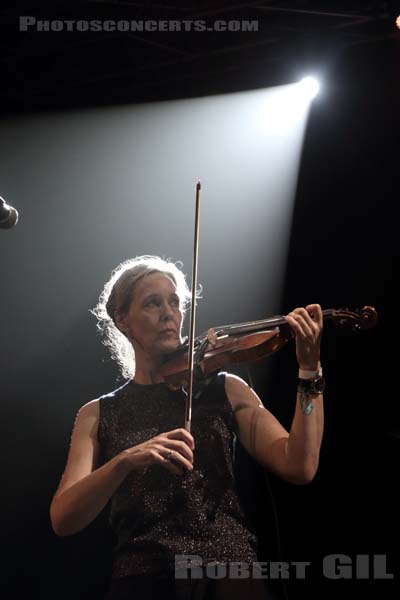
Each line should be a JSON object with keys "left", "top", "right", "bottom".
{"left": 330, "top": 306, "right": 378, "bottom": 332}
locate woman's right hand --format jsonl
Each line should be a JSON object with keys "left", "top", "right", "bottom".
{"left": 121, "top": 428, "right": 195, "bottom": 476}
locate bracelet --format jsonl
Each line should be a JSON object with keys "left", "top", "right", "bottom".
{"left": 298, "top": 364, "right": 323, "bottom": 380}
{"left": 298, "top": 364, "right": 324, "bottom": 415}
{"left": 300, "top": 393, "right": 314, "bottom": 415}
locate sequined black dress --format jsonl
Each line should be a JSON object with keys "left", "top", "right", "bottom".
{"left": 97, "top": 372, "right": 259, "bottom": 580}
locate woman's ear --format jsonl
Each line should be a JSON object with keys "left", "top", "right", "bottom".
{"left": 115, "top": 311, "right": 129, "bottom": 336}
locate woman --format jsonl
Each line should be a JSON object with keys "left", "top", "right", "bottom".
{"left": 50, "top": 255, "right": 324, "bottom": 599}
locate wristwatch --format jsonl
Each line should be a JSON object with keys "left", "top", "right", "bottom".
{"left": 297, "top": 376, "right": 326, "bottom": 395}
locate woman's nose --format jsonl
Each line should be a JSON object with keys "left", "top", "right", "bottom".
{"left": 160, "top": 302, "right": 174, "bottom": 320}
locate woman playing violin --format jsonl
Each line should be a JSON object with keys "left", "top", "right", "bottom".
{"left": 50, "top": 255, "right": 324, "bottom": 600}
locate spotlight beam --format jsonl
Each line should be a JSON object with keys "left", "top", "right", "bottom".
{"left": 299, "top": 77, "right": 320, "bottom": 100}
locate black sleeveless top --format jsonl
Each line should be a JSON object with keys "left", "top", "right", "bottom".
{"left": 97, "top": 372, "right": 259, "bottom": 579}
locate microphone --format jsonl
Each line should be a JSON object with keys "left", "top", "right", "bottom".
{"left": 0, "top": 196, "right": 19, "bottom": 229}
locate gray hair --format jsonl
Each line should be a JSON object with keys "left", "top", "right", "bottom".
{"left": 91, "top": 255, "right": 194, "bottom": 380}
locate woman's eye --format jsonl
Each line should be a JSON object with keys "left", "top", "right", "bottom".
{"left": 144, "top": 297, "right": 179, "bottom": 308}
{"left": 145, "top": 299, "right": 159, "bottom": 307}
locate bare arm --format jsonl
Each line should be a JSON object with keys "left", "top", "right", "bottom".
{"left": 50, "top": 400, "right": 129, "bottom": 536}
{"left": 50, "top": 400, "right": 195, "bottom": 537}
{"left": 226, "top": 303, "right": 325, "bottom": 484}
{"left": 225, "top": 373, "right": 323, "bottom": 484}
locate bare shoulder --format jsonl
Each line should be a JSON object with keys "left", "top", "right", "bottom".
{"left": 53, "top": 399, "right": 101, "bottom": 498}
{"left": 224, "top": 372, "right": 264, "bottom": 413}
{"left": 76, "top": 398, "right": 99, "bottom": 421}
{"left": 73, "top": 398, "right": 100, "bottom": 437}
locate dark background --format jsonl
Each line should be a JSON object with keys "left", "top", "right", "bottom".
{"left": 0, "top": 2, "right": 399, "bottom": 599}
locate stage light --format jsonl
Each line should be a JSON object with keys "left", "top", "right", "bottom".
{"left": 396, "top": 15, "right": 400, "bottom": 30}
{"left": 256, "top": 78, "right": 320, "bottom": 134}
{"left": 298, "top": 77, "right": 320, "bottom": 100}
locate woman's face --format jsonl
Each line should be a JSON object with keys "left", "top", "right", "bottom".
{"left": 119, "top": 272, "right": 183, "bottom": 357}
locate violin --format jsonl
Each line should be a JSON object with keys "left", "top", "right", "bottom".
{"left": 161, "top": 305, "right": 378, "bottom": 388}
{"left": 178, "top": 183, "right": 378, "bottom": 431}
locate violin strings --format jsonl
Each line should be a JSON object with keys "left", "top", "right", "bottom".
{"left": 210, "top": 309, "right": 335, "bottom": 337}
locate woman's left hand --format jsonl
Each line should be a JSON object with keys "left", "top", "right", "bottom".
{"left": 284, "top": 304, "right": 323, "bottom": 370}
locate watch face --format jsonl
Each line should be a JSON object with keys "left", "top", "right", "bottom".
{"left": 314, "top": 377, "right": 325, "bottom": 393}
{"left": 297, "top": 376, "right": 325, "bottom": 394}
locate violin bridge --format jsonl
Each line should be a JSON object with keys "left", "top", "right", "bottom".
{"left": 206, "top": 328, "right": 219, "bottom": 348}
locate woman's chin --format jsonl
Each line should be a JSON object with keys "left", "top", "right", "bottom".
{"left": 157, "top": 339, "right": 181, "bottom": 355}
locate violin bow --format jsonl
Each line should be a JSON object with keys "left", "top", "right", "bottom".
{"left": 185, "top": 181, "right": 201, "bottom": 432}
